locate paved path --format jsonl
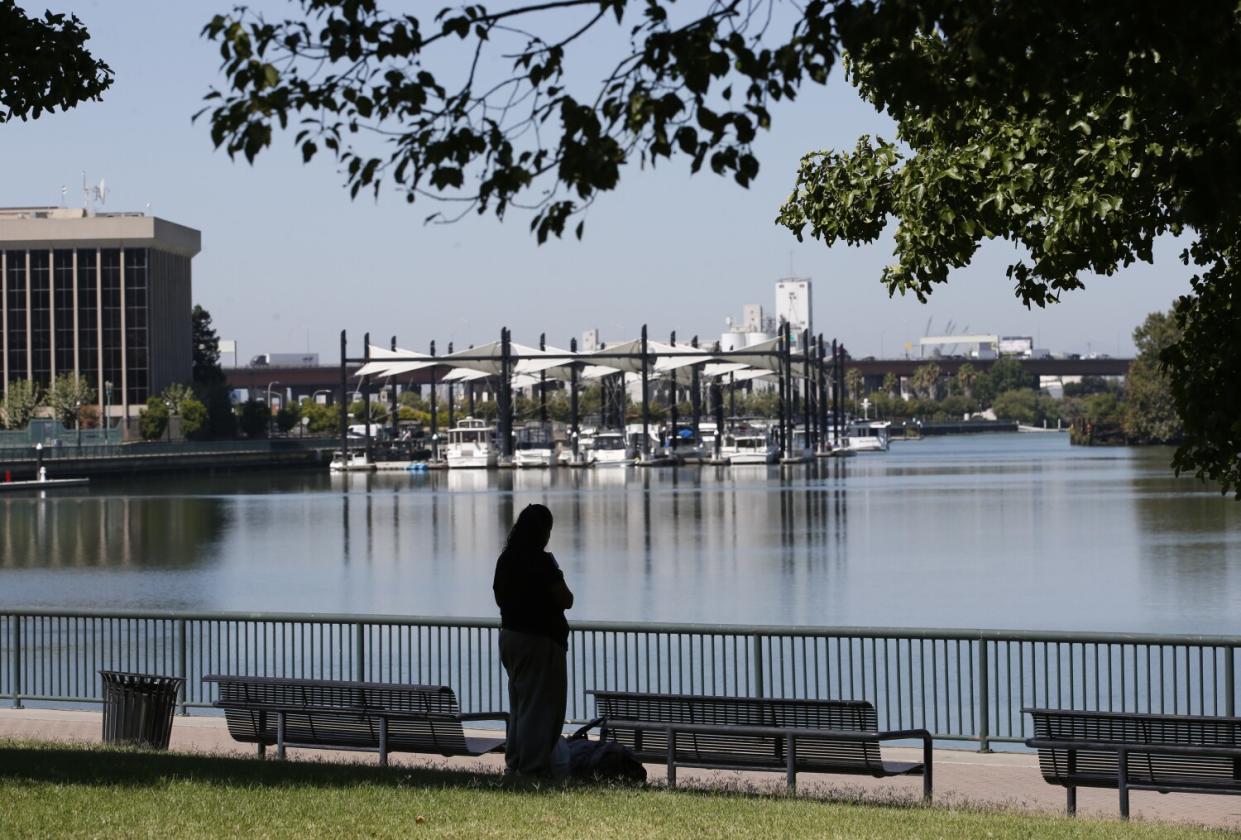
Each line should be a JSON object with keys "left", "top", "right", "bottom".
{"left": 2, "top": 707, "right": 1239, "bottom": 830}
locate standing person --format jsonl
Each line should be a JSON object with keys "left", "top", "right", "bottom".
{"left": 494, "top": 503, "right": 574, "bottom": 776}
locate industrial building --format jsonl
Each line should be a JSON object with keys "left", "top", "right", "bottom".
{"left": 0, "top": 207, "right": 201, "bottom": 420}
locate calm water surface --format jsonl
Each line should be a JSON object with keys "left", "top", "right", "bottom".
{"left": 3, "top": 434, "right": 1240, "bottom": 634}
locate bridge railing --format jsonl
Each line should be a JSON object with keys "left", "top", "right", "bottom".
{"left": 1, "top": 609, "right": 1234, "bottom": 750}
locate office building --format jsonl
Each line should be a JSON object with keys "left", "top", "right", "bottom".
{"left": 0, "top": 207, "right": 201, "bottom": 418}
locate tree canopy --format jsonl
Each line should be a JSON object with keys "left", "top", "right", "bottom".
{"left": 200, "top": 1, "right": 1241, "bottom": 491}
{"left": 1, "top": 1, "right": 112, "bottom": 122}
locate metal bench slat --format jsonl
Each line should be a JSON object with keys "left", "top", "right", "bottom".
{"left": 591, "top": 690, "right": 930, "bottom": 794}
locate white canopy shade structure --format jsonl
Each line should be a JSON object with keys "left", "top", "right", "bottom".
{"left": 441, "top": 341, "right": 506, "bottom": 376}
{"left": 729, "top": 368, "right": 776, "bottom": 383}
{"left": 651, "top": 341, "right": 714, "bottom": 372}
{"left": 700, "top": 362, "right": 752, "bottom": 379}
{"left": 441, "top": 367, "right": 490, "bottom": 383}
{"left": 709, "top": 337, "right": 783, "bottom": 371}
{"left": 354, "top": 345, "right": 436, "bottom": 378}
{"left": 514, "top": 345, "right": 573, "bottom": 376}
{"left": 582, "top": 339, "right": 648, "bottom": 375}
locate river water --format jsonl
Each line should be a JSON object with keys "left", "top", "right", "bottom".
{"left": 3, "top": 434, "right": 1240, "bottom": 635}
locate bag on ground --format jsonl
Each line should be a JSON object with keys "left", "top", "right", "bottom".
{"left": 564, "top": 721, "right": 647, "bottom": 783}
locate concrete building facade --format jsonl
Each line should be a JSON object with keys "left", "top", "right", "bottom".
{"left": 0, "top": 207, "right": 201, "bottom": 418}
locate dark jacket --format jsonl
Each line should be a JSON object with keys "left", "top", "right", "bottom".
{"left": 493, "top": 548, "right": 570, "bottom": 649}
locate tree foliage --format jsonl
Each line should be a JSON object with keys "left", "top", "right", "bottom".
{"left": 910, "top": 362, "right": 940, "bottom": 400}
{"left": 47, "top": 374, "right": 96, "bottom": 427}
{"left": 301, "top": 400, "right": 341, "bottom": 434}
{"left": 953, "top": 363, "right": 977, "bottom": 399}
{"left": 844, "top": 367, "right": 863, "bottom": 401}
{"left": 0, "top": 380, "right": 43, "bottom": 429}
{"left": 139, "top": 397, "right": 169, "bottom": 441}
{"left": 236, "top": 400, "right": 270, "bottom": 438}
{"left": 160, "top": 383, "right": 195, "bottom": 414}
{"left": 773, "top": 3, "right": 1241, "bottom": 490}
{"left": 192, "top": 304, "right": 225, "bottom": 385}
{"left": 0, "top": 1, "right": 112, "bottom": 123}
{"left": 199, "top": 0, "right": 834, "bottom": 241}
{"left": 1123, "top": 310, "right": 1181, "bottom": 444}
{"left": 201, "top": 1, "right": 1241, "bottom": 488}
{"left": 179, "top": 397, "right": 209, "bottom": 440}
{"left": 275, "top": 402, "right": 301, "bottom": 434}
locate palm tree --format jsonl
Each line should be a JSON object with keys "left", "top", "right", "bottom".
{"left": 955, "top": 363, "right": 979, "bottom": 400}
{"left": 845, "top": 368, "right": 864, "bottom": 403}
{"left": 882, "top": 372, "right": 899, "bottom": 397}
{"left": 911, "top": 363, "right": 942, "bottom": 400}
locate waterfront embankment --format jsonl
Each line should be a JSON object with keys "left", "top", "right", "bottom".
{"left": 0, "top": 438, "right": 334, "bottom": 479}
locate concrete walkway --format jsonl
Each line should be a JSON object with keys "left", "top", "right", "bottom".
{"left": 2, "top": 707, "right": 1239, "bottom": 830}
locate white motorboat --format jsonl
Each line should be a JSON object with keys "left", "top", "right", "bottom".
{"left": 589, "top": 430, "right": 634, "bottom": 466}
{"left": 329, "top": 448, "right": 374, "bottom": 472}
{"left": 513, "top": 424, "right": 555, "bottom": 467}
{"left": 445, "top": 417, "right": 499, "bottom": 468}
{"left": 721, "top": 430, "right": 777, "bottom": 465}
{"left": 842, "top": 420, "right": 891, "bottom": 453}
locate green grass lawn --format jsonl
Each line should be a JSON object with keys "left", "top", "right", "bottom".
{"left": 0, "top": 740, "right": 1229, "bottom": 839}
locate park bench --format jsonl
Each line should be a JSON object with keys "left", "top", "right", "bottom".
{"left": 204, "top": 675, "right": 507, "bottom": 767}
{"left": 1025, "top": 707, "right": 1241, "bottom": 818}
{"left": 590, "top": 690, "right": 932, "bottom": 799}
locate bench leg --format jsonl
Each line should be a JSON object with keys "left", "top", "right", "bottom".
{"left": 785, "top": 735, "right": 796, "bottom": 793}
{"left": 666, "top": 729, "right": 677, "bottom": 789}
{"left": 1064, "top": 748, "right": 1077, "bottom": 815}
{"left": 276, "top": 711, "right": 286, "bottom": 761}
{"left": 922, "top": 735, "right": 933, "bottom": 803}
{"left": 1117, "top": 749, "right": 1130, "bottom": 820}
{"left": 379, "top": 718, "right": 389, "bottom": 768}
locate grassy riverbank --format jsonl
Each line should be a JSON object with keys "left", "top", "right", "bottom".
{"left": 0, "top": 741, "right": 1228, "bottom": 839}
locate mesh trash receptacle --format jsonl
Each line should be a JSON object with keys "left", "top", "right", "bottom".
{"left": 100, "top": 670, "right": 184, "bottom": 750}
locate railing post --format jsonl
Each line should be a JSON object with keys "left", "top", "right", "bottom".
{"left": 978, "top": 638, "right": 991, "bottom": 752}
{"left": 354, "top": 622, "right": 366, "bottom": 682}
{"left": 752, "top": 634, "right": 765, "bottom": 698}
{"left": 1226, "top": 645, "right": 1236, "bottom": 717}
{"left": 176, "top": 619, "right": 187, "bottom": 715}
{"left": 10, "top": 616, "right": 22, "bottom": 709}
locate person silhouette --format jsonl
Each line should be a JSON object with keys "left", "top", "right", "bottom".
{"left": 493, "top": 503, "right": 574, "bottom": 776}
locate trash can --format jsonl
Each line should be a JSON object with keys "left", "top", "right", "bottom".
{"left": 100, "top": 670, "right": 185, "bottom": 750}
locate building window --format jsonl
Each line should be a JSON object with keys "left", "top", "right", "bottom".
{"left": 100, "top": 249, "right": 122, "bottom": 400}
{"left": 6, "top": 251, "right": 27, "bottom": 382}
{"left": 29, "top": 251, "right": 50, "bottom": 387}
{"left": 53, "top": 250, "right": 75, "bottom": 377}
{"left": 77, "top": 250, "right": 98, "bottom": 389}
{"left": 124, "top": 249, "right": 147, "bottom": 404}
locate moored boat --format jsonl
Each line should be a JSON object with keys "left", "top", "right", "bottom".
{"left": 589, "top": 430, "right": 634, "bottom": 466}
{"left": 445, "top": 417, "right": 499, "bottom": 468}
{"left": 722, "top": 429, "right": 778, "bottom": 464}
{"left": 842, "top": 419, "right": 891, "bottom": 453}
{"left": 513, "top": 424, "right": 555, "bottom": 467}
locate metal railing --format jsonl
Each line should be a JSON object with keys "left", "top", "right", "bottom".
{"left": 1, "top": 608, "right": 1235, "bottom": 750}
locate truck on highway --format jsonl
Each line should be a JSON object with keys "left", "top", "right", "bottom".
{"left": 249, "top": 353, "right": 320, "bottom": 367}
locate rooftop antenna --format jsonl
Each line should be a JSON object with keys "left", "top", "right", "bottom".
{"left": 82, "top": 173, "right": 107, "bottom": 215}
{"left": 59, "top": 185, "right": 67, "bottom": 207}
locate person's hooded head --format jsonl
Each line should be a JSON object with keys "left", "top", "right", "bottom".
{"left": 504, "top": 503, "right": 553, "bottom": 554}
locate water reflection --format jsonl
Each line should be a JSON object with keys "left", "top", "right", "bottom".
{"left": 1, "top": 436, "right": 1239, "bottom": 632}
{"left": 1131, "top": 447, "right": 1241, "bottom": 633}
{"left": 0, "top": 493, "right": 227, "bottom": 569}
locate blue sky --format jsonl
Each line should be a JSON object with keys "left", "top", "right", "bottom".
{"left": 5, "top": 1, "right": 1189, "bottom": 361}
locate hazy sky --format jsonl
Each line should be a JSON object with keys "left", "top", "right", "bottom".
{"left": 6, "top": 2, "right": 1190, "bottom": 361}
